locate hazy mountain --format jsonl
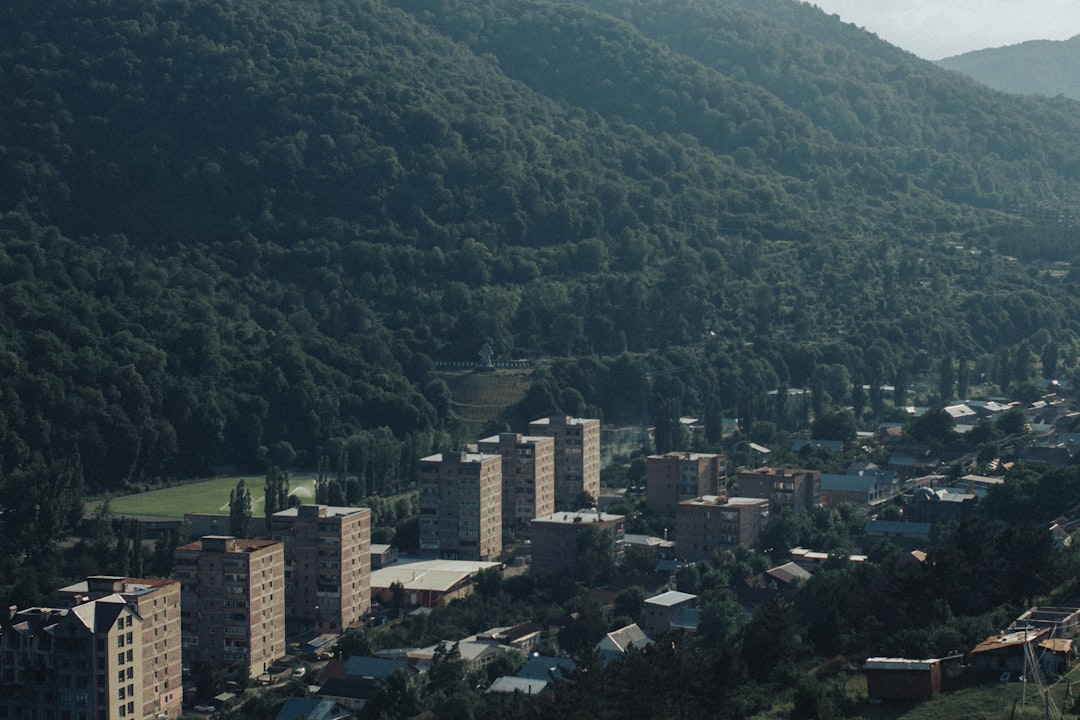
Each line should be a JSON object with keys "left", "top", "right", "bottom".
{"left": 937, "top": 35, "right": 1080, "bottom": 100}
{"left": 2, "top": 0, "right": 1080, "bottom": 492}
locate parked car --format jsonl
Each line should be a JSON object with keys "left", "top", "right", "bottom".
{"left": 193, "top": 705, "right": 216, "bottom": 713}
{"left": 292, "top": 667, "right": 306, "bottom": 678}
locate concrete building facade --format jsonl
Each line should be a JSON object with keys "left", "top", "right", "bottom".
{"left": 173, "top": 536, "right": 285, "bottom": 679}
{"left": 736, "top": 467, "right": 821, "bottom": 513}
{"left": 418, "top": 451, "right": 503, "bottom": 561}
{"left": 529, "top": 510, "right": 625, "bottom": 576}
{"left": 475, "top": 433, "right": 556, "bottom": 535}
{"left": 269, "top": 504, "right": 372, "bottom": 633}
{"left": 645, "top": 451, "right": 727, "bottom": 514}
{"left": 676, "top": 496, "right": 769, "bottom": 562}
{"left": 528, "top": 417, "right": 601, "bottom": 510}
{"left": 57, "top": 576, "right": 182, "bottom": 719}
{"left": 0, "top": 597, "right": 142, "bottom": 720}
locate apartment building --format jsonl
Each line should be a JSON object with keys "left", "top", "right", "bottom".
{"left": 735, "top": 466, "right": 822, "bottom": 513}
{"left": 0, "top": 597, "right": 142, "bottom": 720}
{"left": 645, "top": 451, "right": 727, "bottom": 514}
{"left": 418, "top": 451, "right": 503, "bottom": 561}
{"left": 57, "top": 576, "right": 182, "bottom": 719}
{"left": 530, "top": 510, "right": 625, "bottom": 576}
{"left": 474, "top": 432, "right": 556, "bottom": 535}
{"left": 269, "top": 504, "right": 372, "bottom": 633}
{"left": 676, "top": 495, "right": 769, "bottom": 562}
{"left": 173, "top": 536, "right": 285, "bottom": 679}
{"left": 528, "top": 416, "right": 601, "bottom": 510}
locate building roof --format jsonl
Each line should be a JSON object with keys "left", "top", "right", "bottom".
{"left": 971, "top": 629, "right": 1049, "bottom": 654}
{"left": 344, "top": 655, "right": 408, "bottom": 680}
{"left": 271, "top": 504, "right": 368, "bottom": 519}
{"left": 275, "top": 698, "right": 352, "bottom": 720}
{"left": 517, "top": 655, "right": 576, "bottom": 681}
{"left": 370, "top": 559, "right": 502, "bottom": 594}
{"left": 597, "top": 623, "right": 651, "bottom": 656}
{"left": 864, "top": 520, "right": 932, "bottom": 537}
{"left": 766, "top": 562, "right": 813, "bottom": 585}
{"left": 486, "top": 676, "right": 548, "bottom": 695}
{"left": 532, "top": 510, "right": 624, "bottom": 525}
{"left": 644, "top": 590, "right": 697, "bottom": 608}
{"left": 820, "top": 473, "right": 881, "bottom": 493}
{"left": 864, "top": 657, "right": 941, "bottom": 671}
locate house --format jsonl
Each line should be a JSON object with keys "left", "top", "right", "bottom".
{"left": 819, "top": 473, "right": 888, "bottom": 509}
{"left": 904, "top": 487, "right": 978, "bottom": 523}
{"left": 517, "top": 655, "right": 576, "bottom": 682}
{"left": 596, "top": 623, "right": 652, "bottom": 665}
{"left": 642, "top": 591, "right": 697, "bottom": 639}
{"left": 970, "top": 629, "right": 1049, "bottom": 674}
{"left": 863, "top": 658, "right": 942, "bottom": 701}
{"left": 371, "top": 543, "right": 399, "bottom": 569}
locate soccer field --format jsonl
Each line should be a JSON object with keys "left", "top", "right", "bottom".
{"left": 88, "top": 474, "right": 319, "bottom": 518}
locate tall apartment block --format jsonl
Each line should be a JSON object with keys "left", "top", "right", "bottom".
{"left": 676, "top": 495, "right": 770, "bottom": 562}
{"left": 528, "top": 416, "right": 601, "bottom": 510}
{"left": 418, "top": 451, "right": 502, "bottom": 561}
{"left": 269, "top": 504, "right": 372, "bottom": 633}
{"left": 475, "top": 433, "right": 556, "bottom": 535}
{"left": 57, "top": 576, "right": 182, "bottom": 719}
{"left": 529, "top": 510, "right": 626, "bottom": 576}
{"left": 1, "top": 596, "right": 142, "bottom": 720}
{"left": 736, "top": 466, "right": 822, "bottom": 514}
{"left": 645, "top": 451, "right": 727, "bottom": 514}
{"left": 173, "top": 536, "right": 285, "bottom": 679}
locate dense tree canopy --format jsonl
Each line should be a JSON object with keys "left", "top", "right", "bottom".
{"left": 1, "top": 0, "right": 1080, "bottom": 499}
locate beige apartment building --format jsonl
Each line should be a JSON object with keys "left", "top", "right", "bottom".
{"left": 530, "top": 510, "right": 626, "bottom": 576}
{"left": 173, "top": 536, "right": 285, "bottom": 679}
{"left": 418, "top": 451, "right": 503, "bottom": 561}
{"left": 57, "top": 576, "right": 183, "bottom": 719}
{"left": 528, "top": 416, "right": 601, "bottom": 510}
{"left": 0, "top": 596, "right": 143, "bottom": 720}
{"left": 269, "top": 504, "right": 372, "bottom": 633}
{"left": 736, "top": 466, "right": 822, "bottom": 513}
{"left": 676, "top": 495, "right": 769, "bottom": 562}
{"left": 475, "top": 432, "right": 556, "bottom": 535}
{"left": 645, "top": 451, "right": 727, "bottom": 515}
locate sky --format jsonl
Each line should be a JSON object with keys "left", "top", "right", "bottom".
{"left": 810, "top": 0, "right": 1080, "bottom": 60}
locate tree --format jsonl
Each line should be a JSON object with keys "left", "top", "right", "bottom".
{"left": 229, "top": 479, "right": 252, "bottom": 538}
{"left": 264, "top": 466, "right": 290, "bottom": 531}
{"left": 575, "top": 525, "right": 615, "bottom": 585}
{"left": 810, "top": 409, "right": 856, "bottom": 441}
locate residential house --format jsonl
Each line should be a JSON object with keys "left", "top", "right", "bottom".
{"left": 642, "top": 590, "right": 697, "bottom": 639}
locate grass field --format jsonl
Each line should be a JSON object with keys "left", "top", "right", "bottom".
{"left": 87, "top": 473, "right": 319, "bottom": 518}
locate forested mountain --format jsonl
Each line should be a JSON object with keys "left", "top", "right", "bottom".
{"left": 2, "top": 0, "right": 1080, "bottom": 500}
{"left": 938, "top": 34, "right": 1080, "bottom": 101}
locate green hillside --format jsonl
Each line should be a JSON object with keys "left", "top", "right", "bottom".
{"left": 0, "top": 0, "right": 1079, "bottom": 499}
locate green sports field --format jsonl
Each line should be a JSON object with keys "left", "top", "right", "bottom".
{"left": 88, "top": 474, "right": 319, "bottom": 518}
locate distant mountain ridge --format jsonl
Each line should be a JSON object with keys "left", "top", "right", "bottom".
{"left": 937, "top": 35, "right": 1080, "bottom": 100}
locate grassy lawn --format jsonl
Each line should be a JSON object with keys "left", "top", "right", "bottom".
{"left": 87, "top": 473, "right": 319, "bottom": 518}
